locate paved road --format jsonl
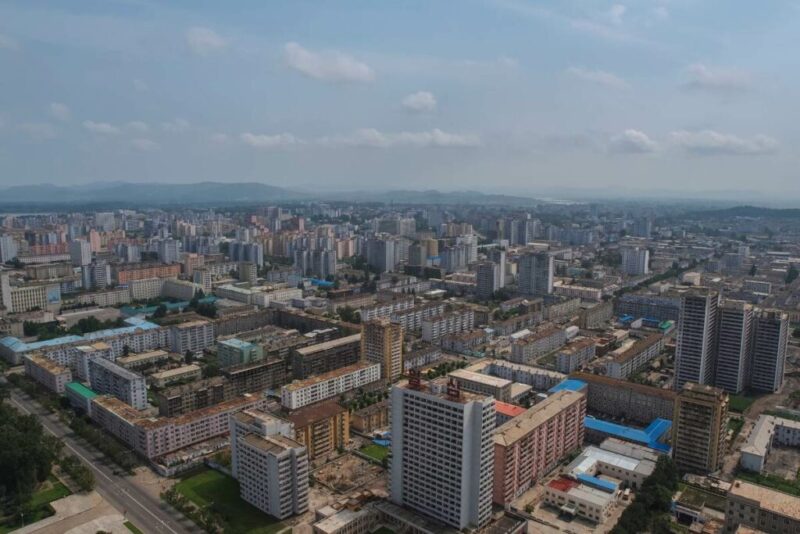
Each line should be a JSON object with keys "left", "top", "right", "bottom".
{"left": 6, "top": 387, "right": 196, "bottom": 534}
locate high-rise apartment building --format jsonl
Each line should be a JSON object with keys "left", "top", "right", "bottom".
{"left": 361, "top": 317, "right": 403, "bottom": 382}
{"left": 239, "top": 261, "right": 258, "bottom": 284}
{"left": 620, "top": 246, "right": 650, "bottom": 276}
{"left": 69, "top": 239, "right": 92, "bottom": 266}
{"left": 230, "top": 410, "right": 309, "bottom": 520}
{"left": 750, "top": 310, "right": 789, "bottom": 393}
{"left": 715, "top": 301, "right": 754, "bottom": 394}
{"left": 157, "top": 238, "right": 180, "bottom": 264}
{"left": 672, "top": 383, "right": 728, "bottom": 475}
{"left": 390, "top": 375, "right": 495, "bottom": 530}
{"left": 0, "top": 235, "right": 18, "bottom": 263}
{"left": 475, "top": 262, "right": 500, "bottom": 300}
{"left": 517, "top": 251, "right": 553, "bottom": 296}
{"left": 675, "top": 290, "right": 720, "bottom": 391}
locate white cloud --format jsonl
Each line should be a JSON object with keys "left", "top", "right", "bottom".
{"left": 653, "top": 6, "right": 669, "bottom": 20}
{"left": 669, "top": 130, "right": 777, "bottom": 155}
{"left": 685, "top": 63, "right": 751, "bottom": 92}
{"left": 608, "top": 4, "right": 627, "bottom": 25}
{"left": 127, "top": 121, "right": 149, "bottom": 133}
{"left": 566, "top": 67, "right": 629, "bottom": 89}
{"left": 49, "top": 102, "right": 71, "bottom": 121}
{"left": 0, "top": 34, "right": 18, "bottom": 50}
{"left": 133, "top": 79, "right": 149, "bottom": 92}
{"left": 83, "top": 120, "right": 120, "bottom": 135}
{"left": 19, "top": 123, "right": 56, "bottom": 140}
{"left": 211, "top": 133, "right": 230, "bottom": 144}
{"left": 609, "top": 129, "right": 658, "bottom": 153}
{"left": 402, "top": 91, "right": 437, "bottom": 112}
{"left": 321, "top": 128, "right": 480, "bottom": 148}
{"left": 131, "top": 138, "right": 159, "bottom": 151}
{"left": 284, "top": 42, "right": 374, "bottom": 83}
{"left": 185, "top": 27, "right": 227, "bottom": 56}
{"left": 240, "top": 132, "right": 301, "bottom": 149}
{"left": 161, "top": 118, "right": 190, "bottom": 133}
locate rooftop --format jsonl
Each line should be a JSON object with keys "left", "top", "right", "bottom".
{"left": 548, "top": 379, "right": 588, "bottom": 394}
{"left": 448, "top": 368, "right": 512, "bottom": 389}
{"left": 729, "top": 480, "right": 800, "bottom": 520}
{"left": 24, "top": 353, "right": 70, "bottom": 374}
{"left": 294, "top": 333, "right": 361, "bottom": 356}
{"left": 241, "top": 433, "right": 303, "bottom": 454}
{"left": 570, "top": 371, "right": 677, "bottom": 401}
{"left": 285, "top": 398, "right": 347, "bottom": 428}
{"left": 149, "top": 364, "right": 202, "bottom": 380}
{"left": 1, "top": 317, "right": 160, "bottom": 354}
{"left": 495, "top": 401, "right": 526, "bottom": 418}
{"left": 584, "top": 416, "right": 672, "bottom": 453}
{"left": 218, "top": 338, "right": 257, "bottom": 349}
{"left": 283, "top": 361, "right": 380, "bottom": 391}
{"left": 65, "top": 381, "right": 98, "bottom": 401}
{"left": 495, "top": 390, "right": 585, "bottom": 447}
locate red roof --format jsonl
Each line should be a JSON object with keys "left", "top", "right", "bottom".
{"left": 495, "top": 401, "right": 526, "bottom": 418}
{"left": 548, "top": 477, "right": 579, "bottom": 492}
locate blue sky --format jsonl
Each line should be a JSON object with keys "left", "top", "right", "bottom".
{"left": 0, "top": 0, "right": 798, "bottom": 198}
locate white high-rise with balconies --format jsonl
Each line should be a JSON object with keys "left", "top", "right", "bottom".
{"left": 390, "top": 376, "right": 495, "bottom": 530}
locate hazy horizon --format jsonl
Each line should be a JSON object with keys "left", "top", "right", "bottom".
{"left": 1, "top": 1, "right": 798, "bottom": 196}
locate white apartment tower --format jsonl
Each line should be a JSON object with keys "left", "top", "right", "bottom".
{"left": 750, "top": 310, "right": 789, "bottom": 393}
{"left": 390, "top": 375, "right": 495, "bottom": 530}
{"left": 621, "top": 246, "right": 650, "bottom": 276}
{"left": 675, "top": 290, "right": 719, "bottom": 391}
{"left": 230, "top": 410, "right": 309, "bottom": 520}
{"left": 715, "top": 301, "right": 753, "bottom": 394}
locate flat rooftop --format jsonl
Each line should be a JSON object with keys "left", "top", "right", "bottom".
{"left": 294, "top": 333, "right": 361, "bottom": 356}
{"left": 283, "top": 361, "right": 380, "bottom": 391}
{"left": 449, "top": 368, "right": 512, "bottom": 389}
{"left": 729, "top": 479, "right": 800, "bottom": 520}
{"left": 494, "top": 390, "right": 584, "bottom": 447}
{"left": 150, "top": 364, "right": 202, "bottom": 380}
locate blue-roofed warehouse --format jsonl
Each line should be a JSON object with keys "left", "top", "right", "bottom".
{"left": 584, "top": 416, "right": 672, "bottom": 453}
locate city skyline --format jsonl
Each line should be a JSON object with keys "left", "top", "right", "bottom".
{"left": 1, "top": 1, "right": 799, "bottom": 198}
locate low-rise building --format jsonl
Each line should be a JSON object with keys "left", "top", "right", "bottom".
{"left": 291, "top": 334, "right": 362, "bottom": 380}
{"left": 740, "top": 415, "right": 800, "bottom": 474}
{"left": 509, "top": 326, "right": 566, "bottom": 364}
{"left": 726, "top": 479, "right": 800, "bottom": 533}
{"left": 448, "top": 368, "right": 513, "bottom": 403}
{"left": 217, "top": 338, "right": 264, "bottom": 369}
{"left": 65, "top": 381, "right": 98, "bottom": 416}
{"left": 570, "top": 371, "right": 676, "bottom": 424}
{"left": 604, "top": 333, "right": 665, "bottom": 379}
{"left": 169, "top": 320, "right": 216, "bottom": 355}
{"left": 149, "top": 364, "right": 203, "bottom": 388}
{"left": 285, "top": 399, "right": 350, "bottom": 460}
{"left": 88, "top": 357, "right": 148, "bottom": 409}
{"left": 555, "top": 337, "right": 596, "bottom": 374}
{"left": 23, "top": 353, "right": 72, "bottom": 393}
{"left": 350, "top": 400, "right": 389, "bottom": 433}
{"left": 421, "top": 309, "right": 475, "bottom": 343}
{"left": 281, "top": 362, "right": 382, "bottom": 410}
{"left": 116, "top": 349, "right": 170, "bottom": 371}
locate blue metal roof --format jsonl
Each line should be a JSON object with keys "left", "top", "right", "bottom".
{"left": 548, "top": 379, "right": 588, "bottom": 394}
{"left": 219, "top": 338, "right": 256, "bottom": 349}
{"left": 0, "top": 317, "right": 160, "bottom": 355}
{"left": 577, "top": 473, "right": 618, "bottom": 493}
{"left": 584, "top": 416, "right": 672, "bottom": 453}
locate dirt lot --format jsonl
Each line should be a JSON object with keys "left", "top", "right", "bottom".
{"left": 764, "top": 446, "right": 800, "bottom": 481}
{"left": 312, "top": 453, "right": 386, "bottom": 495}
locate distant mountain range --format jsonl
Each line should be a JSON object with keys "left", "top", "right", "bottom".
{"left": 692, "top": 205, "right": 800, "bottom": 219}
{"left": 0, "top": 181, "right": 544, "bottom": 207}
{"left": 0, "top": 182, "right": 304, "bottom": 205}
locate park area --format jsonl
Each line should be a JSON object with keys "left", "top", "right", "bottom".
{"left": 171, "top": 468, "right": 288, "bottom": 534}
{"left": 0, "top": 476, "right": 71, "bottom": 533}
{"left": 360, "top": 443, "right": 389, "bottom": 462}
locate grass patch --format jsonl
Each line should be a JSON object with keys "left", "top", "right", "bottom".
{"left": 174, "top": 468, "right": 285, "bottom": 534}
{"left": 736, "top": 470, "right": 800, "bottom": 497}
{"left": 124, "top": 521, "right": 144, "bottom": 534}
{"left": 728, "top": 417, "right": 744, "bottom": 440}
{"left": 360, "top": 444, "right": 389, "bottom": 462}
{"left": 0, "top": 476, "right": 70, "bottom": 533}
{"left": 730, "top": 395, "right": 756, "bottom": 413}
{"left": 677, "top": 485, "right": 727, "bottom": 512}
{"left": 28, "top": 477, "right": 71, "bottom": 509}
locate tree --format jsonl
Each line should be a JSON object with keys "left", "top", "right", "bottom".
{"left": 152, "top": 304, "right": 167, "bottom": 319}
{"left": 185, "top": 350, "right": 194, "bottom": 364}
{"left": 749, "top": 264, "right": 757, "bottom": 276}
{"left": 786, "top": 264, "right": 799, "bottom": 284}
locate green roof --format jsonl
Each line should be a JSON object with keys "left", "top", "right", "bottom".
{"left": 66, "top": 382, "right": 98, "bottom": 400}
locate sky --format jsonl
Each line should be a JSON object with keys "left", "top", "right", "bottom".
{"left": 0, "top": 0, "right": 799, "bottom": 199}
